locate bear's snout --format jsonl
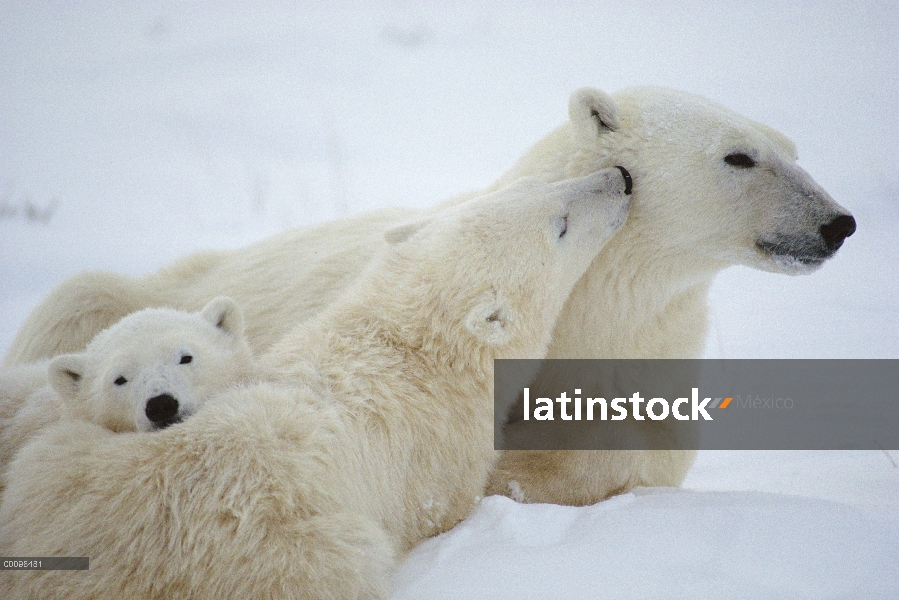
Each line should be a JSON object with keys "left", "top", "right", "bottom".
{"left": 145, "top": 393, "right": 182, "bottom": 429}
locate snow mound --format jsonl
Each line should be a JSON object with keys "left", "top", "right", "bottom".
{"left": 394, "top": 490, "right": 898, "bottom": 599}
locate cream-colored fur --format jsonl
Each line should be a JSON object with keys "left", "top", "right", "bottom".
{"left": 0, "top": 361, "right": 61, "bottom": 488}
{"left": 0, "top": 172, "right": 630, "bottom": 599}
{"left": 3, "top": 86, "right": 854, "bottom": 505}
{"left": 0, "top": 299, "right": 254, "bottom": 487}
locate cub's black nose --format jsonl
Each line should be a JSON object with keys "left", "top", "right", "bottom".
{"left": 820, "top": 214, "right": 856, "bottom": 253}
{"left": 614, "top": 166, "right": 633, "bottom": 195}
{"left": 145, "top": 393, "right": 179, "bottom": 426}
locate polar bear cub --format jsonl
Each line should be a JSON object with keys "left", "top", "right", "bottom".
{"left": 47, "top": 296, "right": 253, "bottom": 433}
{"left": 0, "top": 169, "right": 631, "bottom": 600}
{"left": 0, "top": 298, "right": 253, "bottom": 481}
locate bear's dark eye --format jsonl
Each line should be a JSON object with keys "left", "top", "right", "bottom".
{"left": 590, "top": 109, "right": 615, "bottom": 132}
{"left": 556, "top": 214, "right": 569, "bottom": 239}
{"left": 180, "top": 355, "right": 193, "bottom": 365}
{"left": 114, "top": 376, "right": 128, "bottom": 386}
{"left": 724, "top": 153, "right": 756, "bottom": 168}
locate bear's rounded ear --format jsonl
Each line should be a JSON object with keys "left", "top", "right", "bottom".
{"left": 201, "top": 296, "right": 244, "bottom": 337}
{"left": 384, "top": 216, "right": 435, "bottom": 245}
{"left": 48, "top": 354, "right": 87, "bottom": 399}
{"left": 568, "top": 87, "right": 620, "bottom": 145}
{"left": 465, "top": 297, "right": 514, "bottom": 346}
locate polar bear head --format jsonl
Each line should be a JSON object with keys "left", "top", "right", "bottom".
{"left": 47, "top": 297, "right": 253, "bottom": 432}
{"left": 380, "top": 168, "right": 631, "bottom": 362}
{"left": 507, "top": 86, "right": 854, "bottom": 276}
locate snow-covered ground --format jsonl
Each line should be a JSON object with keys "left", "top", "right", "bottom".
{"left": 1, "top": 2, "right": 897, "bottom": 597}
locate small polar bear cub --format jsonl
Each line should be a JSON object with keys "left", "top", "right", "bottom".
{"left": 47, "top": 297, "right": 253, "bottom": 433}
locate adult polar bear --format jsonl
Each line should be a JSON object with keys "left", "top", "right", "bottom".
{"left": 4, "top": 86, "right": 855, "bottom": 505}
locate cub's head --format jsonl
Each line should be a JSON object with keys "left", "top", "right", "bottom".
{"left": 381, "top": 168, "right": 631, "bottom": 361}
{"left": 48, "top": 297, "right": 253, "bottom": 432}
{"left": 566, "top": 86, "right": 855, "bottom": 275}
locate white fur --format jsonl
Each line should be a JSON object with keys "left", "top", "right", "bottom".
{"left": 3, "top": 86, "right": 853, "bottom": 505}
{"left": 0, "top": 298, "right": 254, "bottom": 487}
{"left": 0, "top": 361, "right": 61, "bottom": 489}
{"left": 0, "top": 173, "right": 630, "bottom": 599}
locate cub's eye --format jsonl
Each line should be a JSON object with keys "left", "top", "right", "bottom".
{"left": 180, "top": 355, "right": 193, "bottom": 365}
{"left": 114, "top": 376, "right": 128, "bottom": 386}
{"left": 555, "top": 214, "right": 569, "bottom": 239}
{"left": 724, "top": 153, "right": 756, "bottom": 168}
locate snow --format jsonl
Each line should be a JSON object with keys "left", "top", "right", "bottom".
{"left": 1, "top": 2, "right": 897, "bottom": 597}
{"left": 395, "top": 491, "right": 897, "bottom": 599}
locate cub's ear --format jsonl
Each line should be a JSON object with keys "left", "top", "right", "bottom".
{"left": 201, "top": 296, "right": 244, "bottom": 337}
{"left": 465, "top": 296, "right": 514, "bottom": 346}
{"left": 384, "top": 216, "right": 435, "bottom": 245}
{"left": 49, "top": 354, "right": 87, "bottom": 399}
{"left": 569, "top": 87, "right": 620, "bottom": 145}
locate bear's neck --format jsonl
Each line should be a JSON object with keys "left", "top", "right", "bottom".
{"left": 547, "top": 228, "right": 722, "bottom": 359}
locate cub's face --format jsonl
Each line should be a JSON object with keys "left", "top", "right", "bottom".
{"left": 384, "top": 169, "right": 630, "bottom": 356}
{"left": 49, "top": 298, "right": 251, "bottom": 432}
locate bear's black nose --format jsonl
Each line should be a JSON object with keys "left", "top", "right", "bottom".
{"left": 145, "top": 393, "right": 179, "bottom": 426}
{"left": 820, "top": 214, "right": 856, "bottom": 253}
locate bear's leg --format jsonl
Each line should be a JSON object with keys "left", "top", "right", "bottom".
{"left": 487, "top": 448, "right": 695, "bottom": 505}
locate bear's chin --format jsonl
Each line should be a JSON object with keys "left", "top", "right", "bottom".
{"left": 769, "top": 254, "right": 827, "bottom": 276}
{"left": 751, "top": 243, "right": 829, "bottom": 276}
